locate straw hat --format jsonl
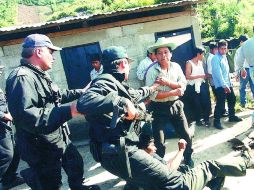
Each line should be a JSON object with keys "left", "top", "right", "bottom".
{"left": 148, "top": 37, "right": 177, "bottom": 53}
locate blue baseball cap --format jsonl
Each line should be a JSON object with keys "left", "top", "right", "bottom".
{"left": 22, "top": 34, "right": 62, "bottom": 51}
{"left": 102, "top": 46, "right": 134, "bottom": 66}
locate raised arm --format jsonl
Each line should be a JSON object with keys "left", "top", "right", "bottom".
{"left": 167, "top": 139, "right": 187, "bottom": 170}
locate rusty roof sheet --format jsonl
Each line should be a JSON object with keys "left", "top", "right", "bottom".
{"left": 0, "top": 0, "right": 204, "bottom": 33}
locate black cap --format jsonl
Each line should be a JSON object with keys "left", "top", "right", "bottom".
{"left": 102, "top": 46, "right": 133, "bottom": 66}
{"left": 239, "top": 35, "right": 248, "bottom": 42}
{"left": 22, "top": 34, "right": 62, "bottom": 51}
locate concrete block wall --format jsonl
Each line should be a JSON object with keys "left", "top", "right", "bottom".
{"left": 0, "top": 14, "right": 201, "bottom": 91}
{"left": 0, "top": 44, "right": 21, "bottom": 89}
{"left": 0, "top": 13, "right": 202, "bottom": 141}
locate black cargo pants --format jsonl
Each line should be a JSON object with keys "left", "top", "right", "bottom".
{"left": 0, "top": 129, "right": 14, "bottom": 183}
{"left": 101, "top": 145, "right": 249, "bottom": 190}
{"left": 17, "top": 132, "right": 84, "bottom": 190}
{"left": 150, "top": 100, "right": 193, "bottom": 162}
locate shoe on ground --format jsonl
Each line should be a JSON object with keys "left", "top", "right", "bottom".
{"left": 204, "top": 121, "right": 210, "bottom": 127}
{"left": 221, "top": 111, "right": 229, "bottom": 117}
{"left": 229, "top": 116, "right": 243, "bottom": 122}
{"left": 196, "top": 121, "right": 203, "bottom": 127}
{"left": 2, "top": 176, "right": 25, "bottom": 189}
{"left": 214, "top": 121, "right": 224, "bottom": 130}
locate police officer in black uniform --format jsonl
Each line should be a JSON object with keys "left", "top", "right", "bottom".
{"left": 6, "top": 34, "right": 100, "bottom": 190}
{"left": 0, "top": 66, "right": 25, "bottom": 190}
{"left": 77, "top": 46, "right": 254, "bottom": 190}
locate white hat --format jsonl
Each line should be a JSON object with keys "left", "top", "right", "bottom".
{"left": 148, "top": 37, "right": 177, "bottom": 53}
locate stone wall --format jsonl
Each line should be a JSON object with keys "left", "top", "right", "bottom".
{"left": 0, "top": 13, "right": 202, "bottom": 140}
{"left": 0, "top": 14, "right": 201, "bottom": 90}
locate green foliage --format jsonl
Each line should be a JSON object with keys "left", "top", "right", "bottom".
{"left": 103, "top": 0, "right": 155, "bottom": 12}
{"left": 197, "top": 0, "right": 254, "bottom": 40}
{"left": 1, "top": 0, "right": 254, "bottom": 41}
{"left": 0, "top": 0, "right": 17, "bottom": 27}
{"left": 18, "top": 0, "right": 75, "bottom": 6}
{"left": 48, "top": 0, "right": 156, "bottom": 20}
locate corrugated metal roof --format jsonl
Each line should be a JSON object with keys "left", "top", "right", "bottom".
{"left": 0, "top": 0, "right": 204, "bottom": 33}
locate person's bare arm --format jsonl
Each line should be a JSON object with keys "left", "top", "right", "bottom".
{"left": 155, "top": 76, "right": 182, "bottom": 89}
{"left": 156, "top": 88, "right": 184, "bottom": 99}
{"left": 167, "top": 139, "right": 187, "bottom": 170}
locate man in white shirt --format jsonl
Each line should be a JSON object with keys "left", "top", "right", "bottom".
{"left": 206, "top": 42, "right": 218, "bottom": 94}
{"left": 90, "top": 53, "right": 103, "bottom": 80}
{"left": 136, "top": 50, "right": 157, "bottom": 82}
{"left": 145, "top": 37, "right": 193, "bottom": 167}
{"left": 234, "top": 34, "right": 254, "bottom": 108}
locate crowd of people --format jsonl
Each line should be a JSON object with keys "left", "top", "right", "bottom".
{"left": 0, "top": 30, "right": 254, "bottom": 190}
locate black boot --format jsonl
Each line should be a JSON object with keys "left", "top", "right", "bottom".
{"left": 214, "top": 119, "right": 224, "bottom": 130}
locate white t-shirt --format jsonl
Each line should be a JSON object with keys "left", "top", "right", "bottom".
{"left": 90, "top": 65, "right": 103, "bottom": 80}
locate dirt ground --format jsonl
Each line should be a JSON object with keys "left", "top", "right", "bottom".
{"left": 10, "top": 108, "right": 254, "bottom": 190}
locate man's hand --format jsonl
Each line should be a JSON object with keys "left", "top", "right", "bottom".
{"left": 174, "top": 88, "right": 184, "bottom": 96}
{"left": 124, "top": 99, "right": 137, "bottom": 120}
{"left": 155, "top": 76, "right": 170, "bottom": 86}
{"left": 241, "top": 69, "right": 247, "bottom": 79}
{"left": 70, "top": 102, "right": 82, "bottom": 117}
{"left": 178, "top": 139, "right": 187, "bottom": 151}
{"left": 205, "top": 74, "right": 211, "bottom": 79}
{"left": 224, "top": 86, "right": 231, "bottom": 94}
{"left": 150, "top": 82, "right": 160, "bottom": 92}
{"left": 3, "top": 113, "right": 12, "bottom": 121}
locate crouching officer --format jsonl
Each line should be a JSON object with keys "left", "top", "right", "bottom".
{"left": 77, "top": 46, "right": 182, "bottom": 189}
{"left": 6, "top": 34, "right": 100, "bottom": 190}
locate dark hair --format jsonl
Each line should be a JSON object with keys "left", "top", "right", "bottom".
{"left": 238, "top": 35, "right": 248, "bottom": 42}
{"left": 146, "top": 50, "right": 150, "bottom": 57}
{"left": 138, "top": 133, "right": 154, "bottom": 149}
{"left": 209, "top": 41, "right": 218, "bottom": 50}
{"left": 90, "top": 53, "right": 101, "bottom": 62}
{"left": 21, "top": 48, "right": 35, "bottom": 58}
{"left": 218, "top": 40, "right": 228, "bottom": 48}
{"left": 193, "top": 46, "right": 205, "bottom": 56}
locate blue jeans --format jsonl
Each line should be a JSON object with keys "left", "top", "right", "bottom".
{"left": 239, "top": 68, "right": 254, "bottom": 106}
